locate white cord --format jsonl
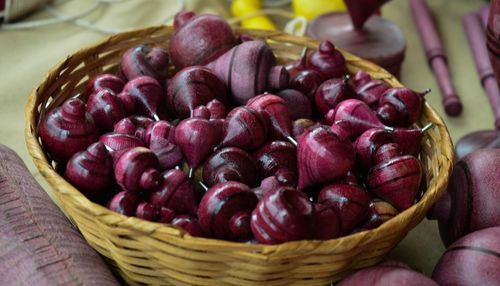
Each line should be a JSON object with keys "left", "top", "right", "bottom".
{"left": 0, "top": 0, "right": 185, "bottom": 33}
{"left": 0, "top": 0, "right": 101, "bottom": 30}
{"left": 283, "top": 16, "right": 307, "bottom": 36}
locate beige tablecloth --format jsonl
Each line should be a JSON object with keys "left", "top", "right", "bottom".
{"left": 0, "top": 0, "right": 491, "bottom": 278}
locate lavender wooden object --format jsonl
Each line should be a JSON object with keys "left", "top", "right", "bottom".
{"left": 169, "top": 13, "right": 237, "bottom": 69}
{"left": 338, "top": 264, "right": 437, "bottom": 285}
{"left": 206, "top": 40, "right": 289, "bottom": 105}
{"left": 487, "top": 0, "right": 500, "bottom": 91}
{"left": 463, "top": 13, "right": 500, "bottom": 129}
{"left": 433, "top": 227, "right": 500, "bottom": 285}
{"left": 410, "top": 0, "right": 463, "bottom": 116}
{"left": 427, "top": 149, "right": 500, "bottom": 246}
{"left": 0, "top": 145, "right": 119, "bottom": 285}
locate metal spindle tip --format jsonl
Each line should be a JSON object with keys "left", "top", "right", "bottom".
{"left": 422, "top": 123, "right": 434, "bottom": 132}
{"left": 287, "top": 135, "right": 298, "bottom": 147}
{"left": 199, "top": 181, "right": 208, "bottom": 192}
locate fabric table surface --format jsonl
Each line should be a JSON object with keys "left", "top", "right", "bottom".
{"left": 0, "top": 0, "right": 491, "bottom": 277}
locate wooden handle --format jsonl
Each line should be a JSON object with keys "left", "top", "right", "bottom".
{"left": 463, "top": 13, "right": 500, "bottom": 129}
{"left": 410, "top": 0, "right": 463, "bottom": 116}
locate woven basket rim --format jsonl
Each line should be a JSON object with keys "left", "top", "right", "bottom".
{"left": 24, "top": 25, "right": 454, "bottom": 256}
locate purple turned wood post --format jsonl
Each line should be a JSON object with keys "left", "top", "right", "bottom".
{"left": 410, "top": 0, "right": 463, "bottom": 116}
{"left": 463, "top": 13, "right": 500, "bottom": 130}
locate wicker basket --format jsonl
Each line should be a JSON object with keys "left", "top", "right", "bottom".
{"left": 25, "top": 25, "right": 453, "bottom": 286}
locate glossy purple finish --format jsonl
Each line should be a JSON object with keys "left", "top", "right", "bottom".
{"left": 120, "top": 76, "right": 163, "bottom": 120}
{"left": 86, "top": 73, "right": 125, "bottom": 96}
{"left": 319, "top": 183, "right": 370, "bottom": 235}
{"left": 251, "top": 187, "right": 314, "bottom": 244}
{"left": 221, "top": 106, "right": 269, "bottom": 151}
{"left": 158, "top": 207, "right": 176, "bottom": 223}
{"left": 367, "top": 144, "right": 422, "bottom": 211}
{"left": 333, "top": 99, "right": 387, "bottom": 139}
{"left": 315, "top": 78, "right": 352, "bottom": 116}
{"left": 87, "top": 89, "right": 126, "bottom": 132}
{"left": 247, "top": 94, "right": 293, "bottom": 142}
{"left": 120, "top": 45, "right": 169, "bottom": 83}
{"left": 40, "top": 98, "right": 99, "bottom": 162}
{"left": 175, "top": 117, "right": 221, "bottom": 170}
{"left": 352, "top": 70, "right": 390, "bottom": 108}
{"left": 171, "top": 215, "right": 204, "bottom": 237}
{"left": 306, "top": 41, "right": 346, "bottom": 79}
{"left": 314, "top": 202, "right": 341, "bottom": 239}
{"left": 391, "top": 124, "right": 432, "bottom": 156}
{"left": 254, "top": 140, "right": 297, "bottom": 185}
{"left": 114, "top": 147, "right": 161, "bottom": 192}
{"left": 149, "top": 169, "right": 197, "bottom": 216}
{"left": 297, "top": 125, "right": 355, "bottom": 190}
{"left": 198, "top": 181, "right": 258, "bottom": 241}
{"left": 276, "top": 89, "right": 312, "bottom": 120}
{"left": 169, "top": 13, "right": 237, "bottom": 69}
{"left": 107, "top": 191, "right": 141, "bottom": 216}
{"left": 289, "top": 69, "right": 324, "bottom": 101}
{"left": 64, "top": 142, "right": 113, "bottom": 201}
{"left": 166, "top": 66, "right": 227, "bottom": 119}
{"left": 148, "top": 123, "right": 183, "bottom": 171}
{"left": 284, "top": 55, "right": 307, "bottom": 79}
{"left": 354, "top": 128, "right": 394, "bottom": 171}
{"left": 135, "top": 202, "right": 158, "bottom": 221}
{"left": 203, "top": 147, "right": 260, "bottom": 188}
{"left": 361, "top": 198, "right": 399, "bottom": 230}
{"left": 206, "top": 99, "right": 227, "bottom": 119}
{"left": 113, "top": 116, "right": 154, "bottom": 143}
{"left": 376, "top": 87, "right": 427, "bottom": 127}
{"left": 173, "top": 10, "right": 195, "bottom": 30}
{"left": 99, "top": 133, "right": 145, "bottom": 162}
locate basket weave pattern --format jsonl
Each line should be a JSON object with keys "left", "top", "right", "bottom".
{"left": 25, "top": 26, "right": 453, "bottom": 286}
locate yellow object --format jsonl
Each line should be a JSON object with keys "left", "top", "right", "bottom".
{"left": 292, "top": 0, "right": 347, "bottom": 20}
{"left": 231, "top": 0, "right": 276, "bottom": 30}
